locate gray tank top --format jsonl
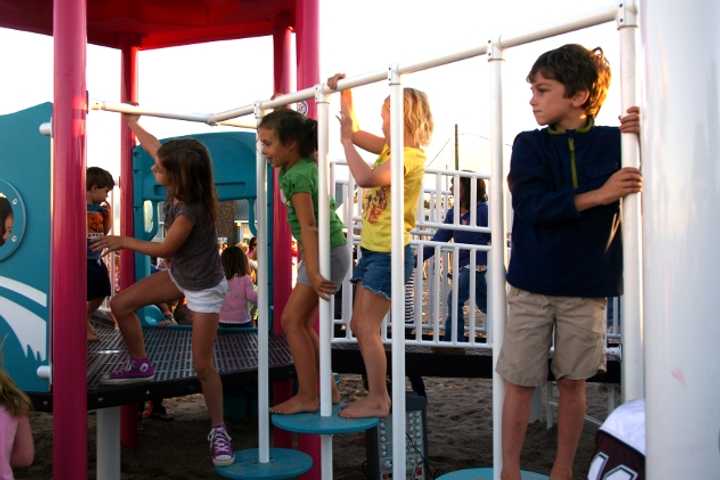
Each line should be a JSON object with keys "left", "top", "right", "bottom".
{"left": 164, "top": 200, "right": 224, "bottom": 291}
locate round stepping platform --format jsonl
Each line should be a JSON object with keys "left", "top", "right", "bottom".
{"left": 215, "top": 448, "right": 312, "bottom": 479}
{"left": 271, "top": 405, "right": 379, "bottom": 434}
{"left": 437, "top": 468, "right": 548, "bottom": 479}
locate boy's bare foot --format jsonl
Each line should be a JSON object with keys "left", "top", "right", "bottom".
{"left": 332, "top": 383, "right": 342, "bottom": 404}
{"left": 271, "top": 395, "right": 319, "bottom": 415}
{"left": 339, "top": 396, "right": 390, "bottom": 418}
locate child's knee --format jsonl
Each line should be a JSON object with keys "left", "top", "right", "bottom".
{"left": 109, "top": 295, "right": 129, "bottom": 317}
{"left": 281, "top": 311, "right": 301, "bottom": 333}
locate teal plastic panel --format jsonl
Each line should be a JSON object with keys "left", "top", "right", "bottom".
{"left": 0, "top": 103, "right": 52, "bottom": 393}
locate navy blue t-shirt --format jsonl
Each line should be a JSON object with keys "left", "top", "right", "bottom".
{"left": 506, "top": 125, "right": 623, "bottom": 297}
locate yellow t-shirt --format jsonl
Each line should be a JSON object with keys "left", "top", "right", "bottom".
{"left": 360, "top": 145, "right": 425, "bottom": 252}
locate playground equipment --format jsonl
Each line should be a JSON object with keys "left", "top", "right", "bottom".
{"left": 0, "top": 1, "right": 320, "bottom": 479}
{"left": 1, "top": 0, "right": 719, "bottom": 478}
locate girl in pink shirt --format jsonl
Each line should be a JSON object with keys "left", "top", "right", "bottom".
{"left": 219, "top": 246, "right": 257, "bottom": 327}
{"left": 0, "top": 369, "right": 33, "bottom": 480}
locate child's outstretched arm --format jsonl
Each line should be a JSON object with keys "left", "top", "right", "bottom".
{"left": 339, "top": 110, "right": 392, "bottom": 188}
{"left": 124, "top": 113, "right": 162, "bottom": 162}
{"left": 11, "top": 415, "right": 34, "bottom": 467}
{"left": 91, "top": 214, "right": 193, "bottom": 259}
{"left": 291, "top": 192, "right": 337, "bottom": 300}
{"left": 327, "top": 73, "right": 385, "bottom": 154}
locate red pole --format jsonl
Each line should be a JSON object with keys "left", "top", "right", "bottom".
{"left": 295, "top": 1, "right": 322, "bottom": 477}
{"left": 271, "top": 12, "right": 296, "bottom": 451}
{"left": 52, "top": 0, "right": 88, "bottom": 478}
{"left": 119, "top": 45, "right": 140, "bottom": 449}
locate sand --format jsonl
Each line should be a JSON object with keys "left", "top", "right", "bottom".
{"left": 14, "top": 375, "right": 611, "bottom": 479}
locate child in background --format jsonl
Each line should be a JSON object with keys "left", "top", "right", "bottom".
{"left": 423, "top": 175, "right": 490, "bottom": 342}
{"left": 219, "top": 246, "right": 257, "bottom": 328}
{"left": 497, "top": 44, "right": 641, "bottom": 480}
{"left": 0, "top": 196, "right": 13, "bottom": 247}
{"left": 258, "top": 109, "right": 350, "bottom": 415}
{"left": 86, "top": 167, "right": 115, "bottom": 342}
{"left": 328, "top": 73, "right": 433, "bottom": 418}
{"left": 0, "top": 369, "right": 34, "bottom": 477}
{"left": 92, "top": 114, "right": 234, "bottom": 466}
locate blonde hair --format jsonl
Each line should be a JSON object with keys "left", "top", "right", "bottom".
{"left": 0, "top": 369, "right": 32, "bottom": 417}
{"left": 385, "top": 88, "right": 434, "bottom": 147}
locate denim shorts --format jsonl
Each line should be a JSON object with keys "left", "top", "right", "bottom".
{"left": 351, "top": 245, "right": 414, "bottom": 300}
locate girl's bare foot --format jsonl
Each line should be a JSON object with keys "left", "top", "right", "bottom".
{"left": 339, "top": 396, "right": 390, "bottom": 418}
{"left": 271, "top": 395, "right": 319, "bottom": 415}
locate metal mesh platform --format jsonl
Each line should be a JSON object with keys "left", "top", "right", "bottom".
{"left": 331, "top": 342, "right": 621, "bottom": 383}
{"left": 32, "top": 325, "right": 294, "bottom": 411}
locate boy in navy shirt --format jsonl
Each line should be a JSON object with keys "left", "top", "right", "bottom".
{"left": 496, "top": 44, "right": 641, "bottom": 480}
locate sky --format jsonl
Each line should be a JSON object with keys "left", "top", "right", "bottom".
{"left": 0, "top": 0, "right": 627, "bottom": 181}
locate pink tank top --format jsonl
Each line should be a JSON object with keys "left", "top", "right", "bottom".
{"left": 0, "top": 406, "right": 18, "bottom": 480}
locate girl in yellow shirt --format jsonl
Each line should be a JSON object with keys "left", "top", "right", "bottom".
{"left": 328, "top": 73, "right": 433, "bottom": 418}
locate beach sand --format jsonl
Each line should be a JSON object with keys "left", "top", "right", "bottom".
{"left": 15, "top": 375, "right": 611, "bottom": 479}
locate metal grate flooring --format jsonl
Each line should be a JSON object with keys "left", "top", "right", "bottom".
{"left": 87, "top": 326, "right": 292, "bottom": 388}
{"left": 29, "top": 325, "right": 294, "bottom": 411}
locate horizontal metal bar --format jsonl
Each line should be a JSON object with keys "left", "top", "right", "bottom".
{"left": 500, "top": 6, "right": 618, "bottom": 49}
{"left": 93, "top": 6, "right": 622, "bottom": 128}
{"left": 90, "top": 101, "right": 256, "bottom": 129}
{"left": 418, "top": 220, "right": 492, "bottom": 234}
{"left": 414, "top": 238, "right": 492, "bottom": 252}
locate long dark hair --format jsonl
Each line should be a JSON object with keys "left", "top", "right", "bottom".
{"left": 0, "top": 196, "right": 13, "bottom": 246}
{"left": 258, "top": 109, "right": 318, "bottom": 158}
{"left": 158, "top": 139, "right": 218, "bottom": 222}
{"left": 221, "top": 246, "right": 250, "bottom": 279}
{"left": 458, "top": 175, "right": 488, "bottom": 211}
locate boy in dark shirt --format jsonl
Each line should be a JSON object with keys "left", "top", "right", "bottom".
{"left": 496, "top": 44, "right": 642, "bottom": 480}
{"left": 86, "top": 167, "right": 115, "bottom": 341}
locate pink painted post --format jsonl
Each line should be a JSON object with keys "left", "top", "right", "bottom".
{"left": 271, "top": 15, "right": 295, "bottom": 450}
{"left": 119, "top": 45, "right": 139, "bottom": 449}
{"left": 294, "top": 0, "right": 322, "bottom": 477}
{"left": 52, "top": 0, "right": 88, "bottom": 478}
{"left": 296, "top": 0, "right": 320, "bottom": 119}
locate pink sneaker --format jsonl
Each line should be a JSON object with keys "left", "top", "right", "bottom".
{"left": 102, "top": 357, "right": 155, "bottom": 385}
{"left": 208, "top": 425, "right": 235, "bottom": 466}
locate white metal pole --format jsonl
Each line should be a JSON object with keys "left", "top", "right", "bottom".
{"left": 388, "top": 64, "right": 407, "bottom": 480}
{"left": 617, "top": 0, "right": 644, "bottom": 403}
{"left": 316, "top": 85, "right": 334, "bottom": 480}
{"left": 641, "top": 0, "right": 720, "bottom": 477}
{"left": 254, "top": 102, "right": 270, "bottom": 463}
{"left": 488, "top": 38, "right": 506, "bottom": 480}
{"left": 96, "top": 407, "right": 121, "bottom": 480}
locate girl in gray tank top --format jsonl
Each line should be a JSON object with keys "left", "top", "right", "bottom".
{"left": 91, "top": 115, "right": 234, "bottom": 467}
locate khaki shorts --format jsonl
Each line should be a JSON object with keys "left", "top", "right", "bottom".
{"left": 496, "top": 286, "right": 607, "bottom": 387}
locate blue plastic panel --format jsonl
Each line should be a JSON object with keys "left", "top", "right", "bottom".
{"left": 0, "top": 103, "right": 52, "bottom": 393}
